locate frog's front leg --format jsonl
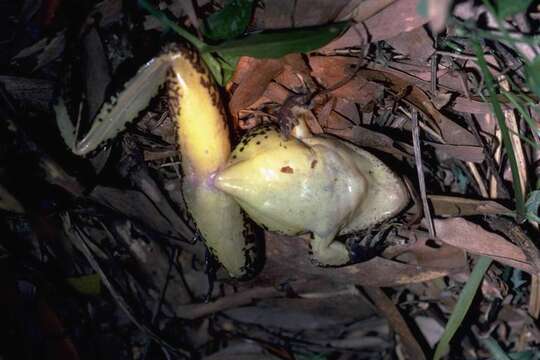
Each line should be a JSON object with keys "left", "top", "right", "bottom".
{"left": 310, "top": 231, "right": 350, "bottom": 266}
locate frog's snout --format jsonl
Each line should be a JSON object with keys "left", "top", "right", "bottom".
{"left": 212, "top": 167, "right": 235, "bottom": 195}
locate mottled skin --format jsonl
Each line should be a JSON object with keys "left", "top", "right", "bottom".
{"left": 215, "top": 107, "right": 409, "bottom": 266}
{"left": 55, "top": 46, "right": 260, "bottom": 278}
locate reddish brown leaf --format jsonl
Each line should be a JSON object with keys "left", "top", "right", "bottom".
{"left": 434, "top": 218, "right": 537, "bottom": 274}
{"left": 229, "top": 58, "right": 284, "bottom": 115}
{"left": 322, "top": 0, "right": 428, "bottom": 52}
{"left": 386, "top": 27, "right": 435, "bottom": 62}
{"left": 309, "top": 56, "right": 383, "bottom": 106}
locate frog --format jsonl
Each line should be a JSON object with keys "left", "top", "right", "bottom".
{"left": 54, "top": 45, "right": 261, "bottom": 279}
{"left": 214, "top": 105, "right": 409, "bottom": 266}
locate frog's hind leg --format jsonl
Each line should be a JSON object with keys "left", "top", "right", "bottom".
{"left": 310, "top": 231, "right": 350, "bottom": 266}
{"left": 54, "top": 53, "right": 175, "bottom": 156}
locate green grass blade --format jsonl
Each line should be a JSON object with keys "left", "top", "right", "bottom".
{"left": 473, "top": 40, "right": 527, "bottom": 221}
{"left": 480, "top": 336, "right": 512, "bottom": 360}
{"left": 433, "top": 256, "right": 493, "bottom": 360}
{"left": 205, "top": 22, "right": 349, "bottom": 58}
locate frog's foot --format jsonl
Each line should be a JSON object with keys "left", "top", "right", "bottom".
{"left": 310, "top": 233, "right": 350, "bottom": 266}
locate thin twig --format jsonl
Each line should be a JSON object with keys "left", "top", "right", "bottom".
{"left": 411, "top": 109, "right": 436, "bottom": 238}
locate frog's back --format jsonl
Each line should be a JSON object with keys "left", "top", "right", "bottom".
{"left": 215, "top": 124, "right": 367, "bottom": 237}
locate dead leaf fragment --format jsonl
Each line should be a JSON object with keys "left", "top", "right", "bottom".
{"left": 309, "top": 56, "right": 383, "bottom": 106}
{"left": 429, "top": 195, "right": 513, "bottom": 217}
{"left": 434, "top": 218, "right": 538, "bottom": 274}
{"left": 229, "top": 58, "right": 284, "bottom": 115}
{"left": 322, "top": 0, "right": 429, "bottom": 52}
{"left": 386, "top": 27, "right": 435, "bottom": 62}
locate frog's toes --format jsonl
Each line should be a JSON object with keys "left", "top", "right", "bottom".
{"left": 346, "top": 240, "right": 378, "bottom": 264}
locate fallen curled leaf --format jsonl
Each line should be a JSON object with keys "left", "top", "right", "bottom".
{"left": 434, "top": 218, "right": 538, "bottom": 274}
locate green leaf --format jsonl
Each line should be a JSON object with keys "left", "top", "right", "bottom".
{"left": 416, "top": 0, "right": 428, "bottom": 17}
{"left": 473, "top": 41, "right": 526, "bottom": 221}
{"left": 216, "top": 53, "right": 240, "bottom": 85}
{"left": 203, "top": 0, "right": 255, "bottom": 41}
{"left": 508, "top": 350, "right": 537, "bottom": 360}
{"left": 66, "top": 273, "right": 101, "bottom": 295}
{"left": 205, "top": 22, "right": 349, "bottom": 59}
{"left": 494, "top": 0, "right": 533, "bottom": 18}
{"left": 526, "top": 57, "right": 540, "bottom": 97}
{"left": 526, "top": 190, "right": 540, "bottom": 223}
{"left": 433, "top": 256, "right": 493, "bottom": 360}
{"left": 480, "top": 336, "right": 512, "bottom": 360}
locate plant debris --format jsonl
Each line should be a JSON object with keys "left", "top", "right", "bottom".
{"left": 1, "top": 1, "right": 540, "bottom": 359}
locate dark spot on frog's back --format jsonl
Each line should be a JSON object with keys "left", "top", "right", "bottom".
{"left": 280, "top": 166, "right": 294, "bottom": 174}
{"left": 311, "top": 160, "right": 318, "bottom": 169}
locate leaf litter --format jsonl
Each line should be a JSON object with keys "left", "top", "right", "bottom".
{"left": 0, "top": 0, "right": 539, "bottom": 359}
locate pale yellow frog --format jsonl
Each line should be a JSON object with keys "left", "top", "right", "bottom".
{"left": 214, "top": 107, "right": 409, "bottom": 266}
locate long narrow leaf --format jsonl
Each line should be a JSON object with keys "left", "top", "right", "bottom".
{"left": 433, "top": 256, "right": 493, "bottom": 360}
{"left": 205, "top": 22, "right": 349, "bottom": 59}
{"left": 473, "top": 41, "right": 526, "bottom": 220}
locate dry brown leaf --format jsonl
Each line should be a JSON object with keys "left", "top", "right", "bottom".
{"left": 90, "top": 186, "right": 194, "bottom": 239}
{"left": 451, "top": 97, "right": 507, "bottom": 114}
{"left": 83, "top": 27, "right": 111, "bottom": 120}
{"left": 260, "top": 233, "right": 451, "bottom": 288}
{"left": 225, "top": 295, "right": 373, "bottom": 330}
{"left": 364, "top": 287, "right": 426, "bottom": 360}
{"left": 309, "top": 56, "right": 383, "bottom": 106}
{"left": 253, "top": 0, "right": 353, "bottom": 29}
{"left": 358, "top": 68, "right": 478, "bottom": 146}
{"left": 350, "top": 0, "right": 396, "bottom": 22}
{"left": 428, "top": 143, "right": 485, "bottom": 163}
{"left": 390, "top": 231, "right": 468, "bottom": 270}
{"left": 0, "top": 76, "right": 54, "bottom": 112}
{"left": 368, "top": 61, "right": 465, "bottom": 95}
{"left": 322, "top": 0, "right": 428, "bottom": 52}
{"left": 229, "top": 58, "right": 284, "bottom": 115}
{"left": 322, "top": 112, "right": 410, "bottom": 160}
{"left": 385, "top": 27, "right": 435, "bottom": 62}
{"left": 434, "top": 218, "right": 537, "bottom": 274}
{"left": 429, "top": 195, "right": 513, "bottom": 217}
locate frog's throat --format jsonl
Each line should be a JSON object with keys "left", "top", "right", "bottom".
{"left": 55, "top": 47, "right": 260, "bottom": 278}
